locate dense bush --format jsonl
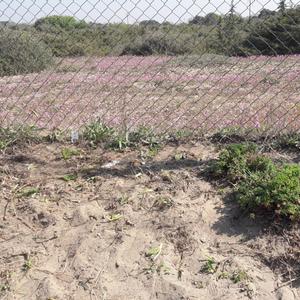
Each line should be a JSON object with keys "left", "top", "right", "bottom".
{"left": 215, "top": 17, "right": 248, "bottom": 56}
{"left": 209, "top": 143, "right": 258, "bottom": 181}
{"left": 236, "top": 164, "right": 300, "bottom": 219}
{"left": 209, "top": 142, "right": 300, "bottom": 220}
{"left": 1, "top": 4, "right": 300, "bottom": 61}
{"left": 40, "top": 32, "right": 87, "bottom": 57}
{"left": 34, "top": 16, "right": 108, "bottom": 57}
{"left": 139, "top": 20, "right": 160, "bottom": 27}
{"left": 189, "top": 13, "right": 220, "bottom": 26}
{"left": 244, "top": 7, "right": 300, "bottom": 55}
{"left": 34, "top": 16, "right": 88, "bottom": 31}
{"left": 0, "top": 29, "right": 53, "bottom": 76}
{"left": 275, "top": 133, "right": 300, "bottom": 150}
{"left": 121, "top": 32, "right": 190, "bottom": 56}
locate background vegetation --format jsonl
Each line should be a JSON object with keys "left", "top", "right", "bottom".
{"left": 0, "top": 1, "right": 299, "bottom": 75}
{"left": 0, "top": 29, "right": 53, "bottom": 76}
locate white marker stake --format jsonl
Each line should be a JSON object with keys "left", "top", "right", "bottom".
{"left": 71, "top": 130, "right": 79, "bottom": 143}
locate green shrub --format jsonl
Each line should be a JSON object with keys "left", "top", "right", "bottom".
{"left": 189, "top": 13, "right": 220, "bottom": 26}
{"left": 246, "top": 155, "right": 275, "bottom": 174}
{"left": 243, "top": 7, "right": 300, "bottom": 56}
{"left": 83, "top": 122, "right": 115, "bottom": 145}
{"left": 127, "top": 127, "right": 160, "bottom": 147}
{"left": 109, "top": 127, "right": 162, "bottom": 150}
{"left": 210, "top": 143, "right": 258, "bottom": 181}
{"left": 0, "top": 29, "right": 53, "bottom": 76}
{"left": 275, "top": 133, "right": 300, "bottom": 150}
{"left": 0, "top": 126, "right": 41, "bottom": 149}
{"left": 34, "top": 16, "right": 88, "bottom": 31}
{"left": 4, "top": 6, "right": 299, "bottom": 59}
{"left": 61, "top": 147, "right": 80, "bottom": 160}
{"left": 210, "top": 142, "right": 300, "bottom": 220}
{"left": 40, "top": 32, "right": 87, "bottom": 57}
{"left": 236, "top": 164, "right": 300, "bottom": 219}
{"left": 121, "top": 32, "right": 189, "bottom": 56}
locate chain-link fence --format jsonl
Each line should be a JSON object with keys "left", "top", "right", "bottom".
{"left": 0, "top": 0, "right": 299, "bottom": 138}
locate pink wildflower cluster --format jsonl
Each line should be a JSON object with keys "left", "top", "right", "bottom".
{"left": 0, "top": 55, "right": 299, "bottom": 134}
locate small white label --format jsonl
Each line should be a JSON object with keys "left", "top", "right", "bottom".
{"left": 71, "top": 130, "right": 79, "bottom": 143}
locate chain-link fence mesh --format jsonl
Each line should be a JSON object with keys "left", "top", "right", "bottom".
{"left": 0, "top": 0, "right": 299, "bottom": 139}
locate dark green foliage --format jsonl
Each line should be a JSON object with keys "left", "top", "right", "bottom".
{"left": 103, "top": 24, "right": 145, "bottom": 55}
{"left": 34, "top": 16, "right": 108, "bottom": 57}
{"left": 189, "top": 13, "right": 220, "bottom": 26}
{"left": 36, "top": 23, "right": 141, "bottom": 57}
{"left": 119, "top": 23, "right": 210, "bottom": 56}
{"left": 191, "top": 6, "right": 300, "bottom": 56}
{"left": 1, "top": 6, "right": 299, "bottom": 61}
{"left": 0, "top": 29, "right": 53, "bottom": 76}
{"left": 34, "top": 16, "right": 88, "bottom": 31}
{"left": 244, "top": 7, "right": 300, "bottom": 55}
{"left": 214, "top": 15, "right": 246, "bottom": 56}
{"left": 236, "top": 164, "right": 300, "bottom": 219}
{"left": 258, "top": 9, "right": 276, "bottom": 19}
{"left": 139, "top": 20, "right": 160, "bottom": 27}
{"left": 278, "top": 1, "right": 286, "bottom": 14}
{"left": 210, "top": 142, "right": 300, "bottom": 220}
{"left": 246, "top": 155, "right": 275, "bottom": 173}
{"left": 121, "top": 32, "right": 190, "bottom": 56}
{"left": 40, "top": 32, "right": 87, "bottom": 57}
{"left": 35, "top": 26, "right": 107, "bottom": 57}
{"left": 82, "top": 122, "right": 115, "bottom": 145}
{"left": 210, "top": 143, "right": 258, "bottom": 181}
{"left": 274, "top": 133, "right": 300, "bottom": 150}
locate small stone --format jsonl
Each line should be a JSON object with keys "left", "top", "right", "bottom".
{"left": 36, "top": 276, "right": 65, "bottom": 299}
{"left": 277, "top": 287, "right": 295, "bottom": 300}
{"left": 71, "top": 206, "right": 88, "bottom": 226}
{"left": 125, "top": 220, "right": 134, "bottom": 226}
{"left": 33, "top": 212, "right": 55, "bottom": 227}
{"left": 246, "top": 282, "right": 256, "bottom": 298}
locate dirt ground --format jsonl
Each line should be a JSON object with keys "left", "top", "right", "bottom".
{"left": 0, "top": 141, "right": 299, "bottom": 300}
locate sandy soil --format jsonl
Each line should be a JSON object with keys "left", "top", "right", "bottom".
{"left": 0, "top": 141, "right": 299, "bottom": 300}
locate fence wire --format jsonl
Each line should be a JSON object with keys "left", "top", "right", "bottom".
{"left": 0, "top": 0, "right": 299, "bottom": 139}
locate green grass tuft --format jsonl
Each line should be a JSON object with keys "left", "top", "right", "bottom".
{"left": 61, "top": 174, "right": 78, "bottom": 181}
{"left": 201, "top": 257, "right": 218, "bottom": 274}
{"left": 0, "top": 126, "right": 41, "bottom": 150}
{"left": 18, "top": 187, "right": 39, "bottom": 197}
{"left": 61, "top": 147, "right": 80, "bottom": 160}
{"left": 83, "top": 122, "right": 115, "bottom": 145}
